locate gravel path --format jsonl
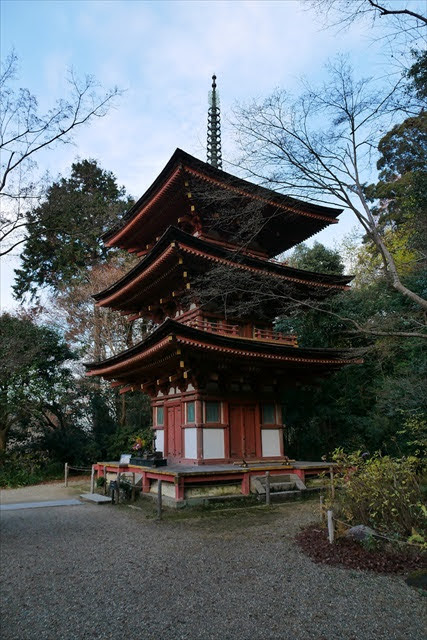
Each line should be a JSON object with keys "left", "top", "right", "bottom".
{"left": 1, "top": 498, "right": 425, "bottom": 640}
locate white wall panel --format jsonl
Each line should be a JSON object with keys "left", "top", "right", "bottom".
{"left": 261, "top": 429, "right": 281, "bottom": 457}
{"left": 155, "top": 430, "right": 164, "bottom": 454}
{"left": 203, "top": 429, "right": 225, "bottom": 459}
{"left": 184, "top": 428, "right": 198, "bottom": 459}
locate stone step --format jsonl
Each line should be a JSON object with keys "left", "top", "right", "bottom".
{"left": 80, "top": 493, "right": 112, "bottom": 504}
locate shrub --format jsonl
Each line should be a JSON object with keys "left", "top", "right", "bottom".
{"left": 331, "top": 448, "right": 426, "bottom": 540}
{"left": 0, "top": 451, "right": 62, "bottom": 488}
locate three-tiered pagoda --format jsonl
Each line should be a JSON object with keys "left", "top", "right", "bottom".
{"left": 87, "top": 78, "right": 360, "bottom": 502}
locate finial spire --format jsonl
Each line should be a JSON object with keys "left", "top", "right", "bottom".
{"left": 207, "top": 74, "right": 222, "bottom": 169}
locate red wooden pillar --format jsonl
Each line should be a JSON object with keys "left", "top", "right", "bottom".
{"left": 241, "top": 472, "right": 250, "bottom": 495}
{"left": 255, "top": 402, "right": 262, "bottom": 458}
{"left": 279, "top": 425, "right": 285, "bottom": 457}
{"left": 174, "top": 475, "right": 185, "bottom": 501}
{"left": 142, "top": 472, "right": 150, "bottom": 493}
{"left": 223, "top": 400, "right": 230, "bottom": 460}
{"left": 293, "top": 468, "right": 305, "bottom": 481}
{"left": 195, "top": 397, "right": 203, "bottom": 461}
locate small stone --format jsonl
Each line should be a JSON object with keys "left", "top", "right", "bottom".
{"left": 346, "top": 524, "right": 377, "bottom": 540}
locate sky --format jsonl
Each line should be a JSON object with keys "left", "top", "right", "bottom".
{"left": 0, "top": 0, "right": 419, "bottom": 311}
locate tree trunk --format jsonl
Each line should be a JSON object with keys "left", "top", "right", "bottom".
{"left": 92, "top": 302, "right": 103, "bottom": 435}
{"left": 120, "top": 393, "right": 126, "bottom": 429}
{"left": 371, "top": 227, "right": 427, "bottom": 311}
{"left": 0, "top": 426, "right": 9, "bottom": 452}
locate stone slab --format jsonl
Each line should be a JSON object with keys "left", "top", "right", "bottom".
{"left": 79, "top": 493, "right": 112, "bottom": 504}
{"left": 0, "top": 499, "right": 83, "bottom": 511}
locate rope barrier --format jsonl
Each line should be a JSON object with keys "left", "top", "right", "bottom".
{"left": 332, "top": 514, "right": 425, "bottom": 549}
{"left": 319, "top": 498, "right": 425, "bottom": 548}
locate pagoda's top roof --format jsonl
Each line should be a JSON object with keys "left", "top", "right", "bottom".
{"left": 103, "top": 149, "right": 343, "bottom": 257}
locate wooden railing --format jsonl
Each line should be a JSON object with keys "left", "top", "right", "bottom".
{"left": 253, "top": 327, "right": 297, "bottom": 347}
{"left": 185, "top": 318, "right": 241, "bottom": 337}
{"left": 183, "top": 318, "right": 297, "bottom": 346}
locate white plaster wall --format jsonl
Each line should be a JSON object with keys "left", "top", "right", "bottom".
{"left": 184, "top": 428, "right": 198, "bottom": 459}
{"left": 150, "top": 480, "right": 175, "bottom": 498}
{"left": 261, "top": 429, "right": 281, "bottom": 457}
{"left": 203, "top": 429, "right": 225, "bottom": 459}
{"left": 155, "top": 430, "right": 164, "bottom": 454}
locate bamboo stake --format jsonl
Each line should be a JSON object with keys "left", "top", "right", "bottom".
{"left": 90, "top": 465, "right": 95, "bottom": 494}
{"left": 157, "top": 480, "right": 163, "bottom": 520}
{"left": 64, "top": 462, "right": 68, "bottom": 488}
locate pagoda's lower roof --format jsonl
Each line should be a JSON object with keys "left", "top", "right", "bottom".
{"left": 85, "top": 318, "right": 362, "bottom": 390}
{"left": 93, "top": 226, "right": 352, "bottom": 312}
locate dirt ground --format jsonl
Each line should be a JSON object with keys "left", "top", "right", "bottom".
{"left": 0, "top": 478, "right": 91, "bottom": 504}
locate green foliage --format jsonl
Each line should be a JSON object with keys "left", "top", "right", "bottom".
{"left": 106, "top": 423, "right": 153, "bottom": 461}
{"left": 13, "top": 159, "right": 131, "bottom": 300}
{"left": 367, "top": 111, "right": 427, "bottom": 263}
{"left": 331, "top": 449, "right": 426, "bottom": 539}
{"left": 0, "top": 451, "right": 62, "bottom": 488}
{"left": 288, "top": 241, "right": 344, "bottom": 275}
{"left": 278, "top": 270, "right": 426, "bottom": 459}
{"left": 363, "top": 51, "right": 427, "bottom": 271}
{"left": 395, "top": 413, "right": 427, "bottom": 459}
{"left": 0, "top": 311, "right": 77, "bottom": 451}
{"left": 407, "top": 49, "right": 427, "bottom": 100}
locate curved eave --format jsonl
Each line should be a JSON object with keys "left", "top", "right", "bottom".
{"left": 93, "top": 226, "right": 352, "bottom": 310}
{"left": 85, "top": 318, "right": 362, "bottom": 380}
{"left": 103, "top": 148, "right": 343, "bottom": 252}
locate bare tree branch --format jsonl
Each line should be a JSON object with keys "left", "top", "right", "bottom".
{"left": 0, "top": 51, "right": 123, "bottom": 257}
{"left": 232, "top": 57, "right": 427, "bottom": 312}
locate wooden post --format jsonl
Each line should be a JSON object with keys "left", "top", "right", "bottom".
{"left": 265, "top": 471, "right": 271, "bottom": 506}
{"left": 64, "top": 462, "right": 68, "bottom": 488}
{"left": 90, "top": 465, "right": 95, "bottom": 494}
{"left": 157, "top": 480, "right": 163, "bottom": 520}
{"left": 103, "top": 466, "right": 107, "bottom": 495}
{"left": 327, "top": 509, "right": 335, "bottom": 544}
{"left": 117, "top": 471, "right": 121, "bottom": 504}
{"left": 329, "top": 466, "right": 335, "bottom": 500}
{"left": 132, "top": 472, "right": 136, "bottom": 501}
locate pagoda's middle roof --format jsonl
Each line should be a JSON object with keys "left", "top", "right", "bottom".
{"left": 93, "top": 226, "right": 352, "bottom": 311}
{"left": 103, "top": 148, "right": 343, "bottom": 257}
{"left": 85, "top": 318, "right": 362, "bottom": 387}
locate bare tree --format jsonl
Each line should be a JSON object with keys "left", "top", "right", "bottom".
{"left": 0, "top": 51, "right": 122, "bottom": 257}
{"left": 308, "top": 1, "right": 427, "bottom": 43}
{"left": 232, "top": 56, "right": 427, "bottom": 312}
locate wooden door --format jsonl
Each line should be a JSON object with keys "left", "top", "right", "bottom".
{"left": 167, "top": 404, "right": 182, "bottom": 457}
{"left": 243, "top": 405, "right": 256, "bottom": 457}
{"left": 230, "top": 404, "right": 257, "bottom": 458}
{"left": 230, "top": 405, "right": 243, "bottom": 458}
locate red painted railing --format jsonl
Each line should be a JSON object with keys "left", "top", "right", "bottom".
{"left": 183, "top": 318, "right": 297, "bottom": 346}
{"left": 185, "top": 318, "right": 241, "bottom": 337}
{"left": 253, "top": 327, "right": 297, "bottom": 346}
